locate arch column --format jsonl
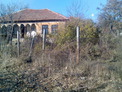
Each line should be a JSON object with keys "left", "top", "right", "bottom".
{"left": 7, "top": 25, "right": 13, "bottom": 43}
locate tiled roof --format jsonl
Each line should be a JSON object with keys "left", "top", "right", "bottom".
{"left": 5, "top": 9, "right": 68, "bottom": 22}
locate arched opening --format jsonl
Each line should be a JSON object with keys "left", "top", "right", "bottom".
{"left": 31, "top": 24, "right": 36, "bottom": 31}
{"left": 13, "top": 24, "right": 19, "bottom": 38}
{"left": 26, "top": 24, "right": 31, "bottom": 32}
{"left": 1, "top": 25, "right": 7, "bottom": 40}
{"left": 20, "top": 24, "right": 26, "bottom": 38}
{"left": 7, "top": 25, "right": 12, "bottom": 34}
{"left": 7, "top": 25, "right": 12, "bottom": 43}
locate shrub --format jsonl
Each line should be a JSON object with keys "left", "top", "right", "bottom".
{"left": 55, "top": 17, "right": 99, "bottom": 47}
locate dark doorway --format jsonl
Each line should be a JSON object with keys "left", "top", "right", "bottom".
{"left": 42, "top": 25, "right": 48, "bottom": 34}
{"left": 20, "top": 24, "right": 25, "bottom": 38}
{"left": 1, "top": 25, "right": 7, "bottom": 39}
{"left": 13, "top": 24, "right": 19, "bottom": 38}
{"left": 7, "top": 25, "right": 12, "bottom": 43}
{"left": 31, "top": 24, "right": 36, "bottom": 31}
{"left": 26, "top": 24, "right": 31, "bottom": 33}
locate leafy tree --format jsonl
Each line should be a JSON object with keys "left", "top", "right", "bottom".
{"left": 80, "top": 19, "right": 98, "bottom": 38}
{"left": 55, "top": 17, "right": 98, "bottom": 46}
{"left": 55, "top": 0, "right": 98, "bottom": 46}
{"left": 98, "top": 0, "right": 122, "bottom": 36}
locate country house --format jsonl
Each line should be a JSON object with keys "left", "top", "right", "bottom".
{"left": 0, "top": 9, "right": 68, "bottom": 38}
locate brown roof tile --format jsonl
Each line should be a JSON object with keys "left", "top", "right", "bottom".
{"left": 8, "top": 9, "right": 68, "bottom": 22}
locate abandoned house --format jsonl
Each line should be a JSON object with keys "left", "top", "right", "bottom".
{"left": 0, "top": 9, "right": 68, "bottom": 38}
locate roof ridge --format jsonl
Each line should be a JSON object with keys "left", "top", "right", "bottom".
{"left": 25, "top": 8, "right": 48, "bottom": 11}
{"left": 13, "top": 8, "right": 30, "bottom": 14}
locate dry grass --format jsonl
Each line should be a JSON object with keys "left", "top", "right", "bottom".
{"left": 0, "top": 36, "right": 122, "bottom": 92}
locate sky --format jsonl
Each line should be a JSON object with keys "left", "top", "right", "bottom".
{"left": 1, "top": 0, "right": 107, "bottom": 21}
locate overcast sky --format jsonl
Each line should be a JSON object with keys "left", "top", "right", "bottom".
{"left": 1, "top": 0, "right": 107, "bottom": 21}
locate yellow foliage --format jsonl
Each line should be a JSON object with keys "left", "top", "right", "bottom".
{"left": 55, "top": 18, "right": 99, "bottom": 46}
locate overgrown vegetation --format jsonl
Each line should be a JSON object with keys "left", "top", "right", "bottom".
{"left": 0, "top": 35, "right": 122, "bottom": 92}
{"left": 55, "top": 17, "right": 99, "bottom": 47}
{"left": 0, "top": 0, "right": 122, "bottom": 92}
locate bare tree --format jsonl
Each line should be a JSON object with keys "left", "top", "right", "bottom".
{"left": 0, "top": 1, "right": 28, "bottom": 57}
{"left": 67, "top": 0, "right": 87, "bottom": 18}
{"left": 66, "top": 0, "right": 89, "bottom": 28}
{"left": 0, "top": 2, "right": 28, "bottom": 44}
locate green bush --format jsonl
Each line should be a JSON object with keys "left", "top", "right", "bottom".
{"left": 55, "top": 18, "right": 99, "bottom": 46}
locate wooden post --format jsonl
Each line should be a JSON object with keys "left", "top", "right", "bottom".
{"left": 17, "top": 29, "right": 20, "bottom": 57}
{"left": 28, "top": 31, "right": 36, "bottom": 60}
{"left": 29, "top": 37, "right": 34, "bottom": 57}
{"left": 76, "top": 26, "right": 80, "bottom": 64}
{"left": 42, "top": 29, "right": 46, "bottom": 50}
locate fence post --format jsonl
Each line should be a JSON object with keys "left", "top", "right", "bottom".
{"left": 29, "top": 37, "right": 34, "bottom": 57}
{"left": 76, "top": 26, "right": 80, "bottom": 64}
{"left": 0, "top": 42, "right": 1, "bottom": 51}
{"left": 42, "top": 29, "right": 46, "bottom": 50}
